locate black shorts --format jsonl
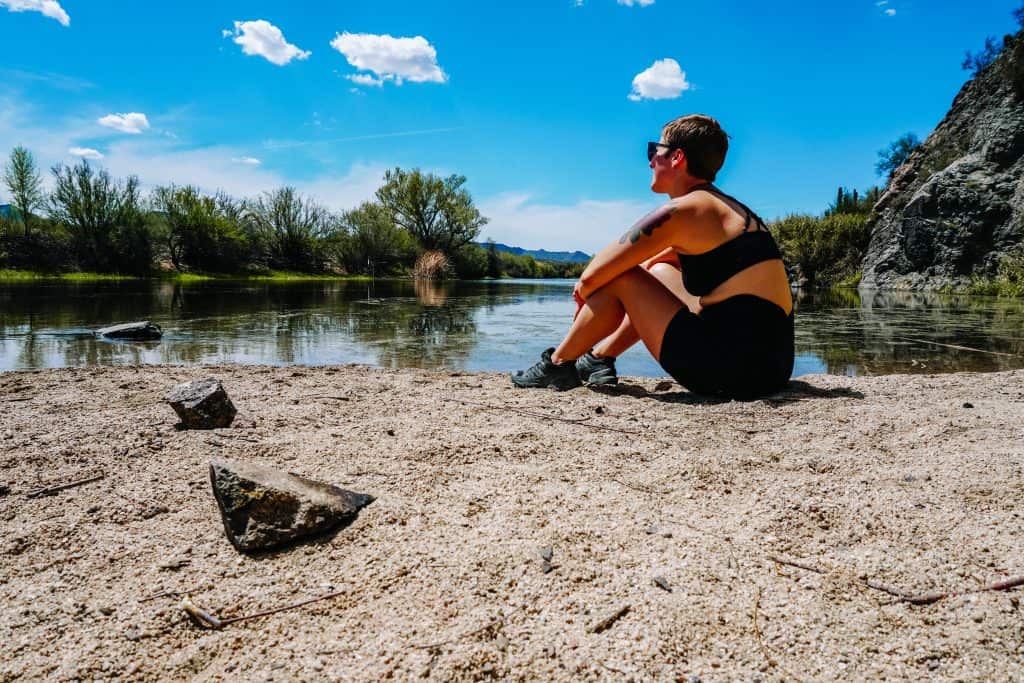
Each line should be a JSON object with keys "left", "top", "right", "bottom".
{"left": 659, "top": 294, "right": 794, "bottom": 400}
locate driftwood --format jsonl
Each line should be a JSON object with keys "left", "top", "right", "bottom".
{"left": 443, "top": 398, "right": 641, "bottom": 435}
{"left": 26, "top": 472, "right": 105, "bottom": 498}
{"left": 181, "top": 590, "right": 347, "bottom": 629}
{"left": 768, "top": 555, "right": 1024, "bottom": 605}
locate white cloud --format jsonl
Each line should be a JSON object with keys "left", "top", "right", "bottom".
{"left": 330, "top": 32, "right": 447, "bottom": 86}
{"left": 232, "top": 156, "right": 261, "bottom": 165}
{"left": 479, "top": 193, "right": 652, "bottom": 253}
{"left": 885, "top": 8, "right": 896, "bottom": 15}
{"left": 628, "top": 58, "right": 691, "bottom": 101}
{"left": 221, "top": 29, "right": 233, "bottom": 38}
{"left": 228, "top": 20, "right": 311, "bottom": 66}
{"left": 97, "top": 112, "right": 150, "bottom": 134}
{"left": 347, "top": 73, "right": 385, "bottom": 87}
{"left": 68, "top": 147, "right": 103, "bottom": 160}
{"left": 0, "top": 0, "right": 69, "bottom": 26}
{"left": 617, "top": 0, "right": 655, "bottom": 6}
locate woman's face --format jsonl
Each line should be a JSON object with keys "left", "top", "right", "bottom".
{"left": 649, "top": 133, "right": 679, "bottom": 194}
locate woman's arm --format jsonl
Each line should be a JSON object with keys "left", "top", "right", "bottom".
{"left": 577, "top": 201, "right": 688, "bottom": 299}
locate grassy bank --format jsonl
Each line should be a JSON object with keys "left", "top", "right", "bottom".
{"left": 0, "top": 269, "right": 383, "bottom": 283}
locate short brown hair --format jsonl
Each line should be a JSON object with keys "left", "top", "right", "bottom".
{"left": 662, "top": 114, "right": 728, "bottom": 182}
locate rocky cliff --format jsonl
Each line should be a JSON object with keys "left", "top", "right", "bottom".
{"left": 860, "top": 31, "right": 1024, "bottom": 290}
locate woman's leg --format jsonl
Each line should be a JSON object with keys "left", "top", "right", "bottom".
{"left": 592, "top": 262, "right": 694, "bottom": 359}
{"left": 551, "top": 266, "right": 686, "bottom": 364}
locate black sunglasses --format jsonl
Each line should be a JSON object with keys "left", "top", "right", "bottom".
{"left": 647, "top": 141, "right": 684, "bottom": 162}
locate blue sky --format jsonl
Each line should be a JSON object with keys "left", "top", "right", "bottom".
{"left": 0, "top": 0, "right": 1020, "bottom": 252}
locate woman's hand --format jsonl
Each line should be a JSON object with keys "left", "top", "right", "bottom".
{"left": 572, "top": 280, "right": 586, "bottom": 320}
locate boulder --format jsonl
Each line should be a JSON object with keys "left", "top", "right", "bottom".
{"left": 166, "top": 377, "right": 237, "bottom": 429}
{"left": 861, "top": 31, "right": 1024, "bottom": 290}
{"left": 209, "top": 458, "right": 374, "bottom": 552}
{"left": 95, "top": 321, "right": 163, "bottom": 341}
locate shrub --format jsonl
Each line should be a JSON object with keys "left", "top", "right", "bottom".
{"left": 772, "top": 213, "right": 872, "bottom": 287}
{"left": 962, "top": 36, "right": 1001, "bottom": 76}
{"left": 413, "top": 250, "right": 453, "bottom": 280}
{"left": 875, "top": 134, "right": 921, "bottom": 180}
{"left": 969, "top": 243, "right": 1024, "bottom": 297}
{"left": 451, "top": 242, "right": 488, "bottom": 279}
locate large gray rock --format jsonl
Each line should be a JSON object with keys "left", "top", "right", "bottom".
{"left": 166, "top": 377, "right": 237, "bottom": 429}
{"left": 209, "top": 458, "right": 374, "bottom": 552}
{"left": 96, "top": 321, "right": 162, "bottom": 341}
{"left": 861, "top": 31, "right": 1024, "bottom": 291}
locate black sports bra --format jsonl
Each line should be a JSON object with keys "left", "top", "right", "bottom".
{"left": 676, "top": 184, "right": 782, "bottom": 297}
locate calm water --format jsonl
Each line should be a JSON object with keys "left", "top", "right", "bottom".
{"left": 2, "top": 279, "right": 1023, "bottom": 378}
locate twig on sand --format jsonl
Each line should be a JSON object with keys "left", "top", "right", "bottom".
{"left": 26, "top": 472, "right": 105, "bottom": 498}
{"left": 588, "top": 604, "right": 631, "bottom": 634}
{"left": 412, "top": 617, "right": 506, "bottom": 650}
{"left": 181, "top": 590, "right": 347, "bottom": 630}
{"left": 751, "top": 586, "right": 777, "bottom": 668}
{"left": 610, "top": 478, "right": 670, "bottom": 495}
{"left": 304, "top": 394, "right": 351, "bottom": 401}
{"left": 768, "top": 555, "right": 1024, "bottom": 605}
{"left": 443, "top": 398, "right": 641, "bottom": 435}
{"left": 894, "top": 336, "right": 1020, "bottom": 358}
{"left": 141, "top": 587, "right": 198, "bottom": 603}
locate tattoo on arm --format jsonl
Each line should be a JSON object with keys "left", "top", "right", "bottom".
{"left": 619, "top": 206, "right": 674, "bottom": 245}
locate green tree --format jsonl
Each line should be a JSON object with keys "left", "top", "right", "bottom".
{"left": 875, "top": 133, "right": 921, "bottom": 180}
{"left": 961, "top": 36, "right": 1000, "bottom": 76}
{"left": 375, "top": 168, "right": 488, "bottom": 255}
{"left": 247, "top": 187, "right": 337, "bottom": 271}
{"left": 2, "top": 146, "right": 44, "bottom": 235}
{"left": 150, "top": 185, "right": 248, "bottom": 272}
{"left": 49, "top": 161, "right": 148, "bottom": 271}
{"left": 826, "top": 186, "right": 881, "bottom": 216}
{"left": 486, "top": 239, "right": 502, "bottom": 278}
{"left": 338, "top": 201, "right": 416, "bottom": 274}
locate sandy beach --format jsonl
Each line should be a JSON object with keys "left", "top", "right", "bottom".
{"left": 1, "top": 364, "right": 1023, "bottom": 681}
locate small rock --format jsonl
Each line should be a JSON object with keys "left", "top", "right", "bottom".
{"left": 644, "top": 524, "right": 659, "bottom": 535}
{"left": 538, "top": 546, "right": 553, "bottom": 562}
{"left": 652, "top": 576, "right": 672, "bottom": 592}
{"left": 86, "top": 505, "right": 100, "bottom": 514}
{"left": 594, "top": 406, "right": 604, "bottom": 414}
{"left": 687, "top": 675, "right": 702, "bottom": 683}
{"left": 495, "top": 635, "right": 509, "bottom": 651}
{"left": 386, "top": 429, "right": 395, "bottom": 436}
{"left": 166, "top": 378, "right": 237, "bottom": 429}
{"left": 210, "top": 458, "right": 374, "bottom": 552}
{"left": 141, "top": 505, "right": 170, "bottom": 520}
{"left": 96, "top": 321, "right": 162, "bottom": 341}
{"left": 542, "top": 561, "right": 555, "bottom": 574}
{"left": 963, "top": 402, "right": 974, "bottom": 409}
{"left": 0, "top": 484, "right": 9, "bottom": 496}
{"left": 654, "top": 381, "right": 674, "bottom": 392}
{"left": 124, "top": 628, "right": 141, "bottom": 642}
{"left": 98, "top": 605, "right": 115, "bottom": 616}
{"left": 158, "top": 558, "right": 190, "bottom": 571}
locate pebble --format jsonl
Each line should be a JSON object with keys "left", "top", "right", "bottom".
{"left": 652, "top": 576, "right": 672, "bottom": 592}
{"left": 963, "top": 402, "right": 974, "bottom": 409}
{"left": 125, "top": 628, "right": 141, "bottom": 642}
{"left": 387, "top": 429, "right": 395, "bottom": 436}
{"left": 495, "top": 635, "right": 509, "bottom": 651}
{"left": 644, "top": 525, "right": 659, "bottom": 535}
{"left": 0, "top": 484, "right": 9, "bottom": 496}
{"left": 538, "top": 547, "right": 553, "bottom": 562}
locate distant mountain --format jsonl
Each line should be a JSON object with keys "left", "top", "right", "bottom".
{"left": 478, "top": 241, "right": 591, "bottom": 263}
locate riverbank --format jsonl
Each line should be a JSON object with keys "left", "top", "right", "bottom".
{"left": 2, "top": 365, "right": 1023, "bottom": 680}
{"left": 0, "top": 269, "right": 385, "bottom": 283}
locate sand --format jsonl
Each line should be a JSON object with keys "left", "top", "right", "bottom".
{"left": 1, "top": 364, "right": 1023, "bottom": 681}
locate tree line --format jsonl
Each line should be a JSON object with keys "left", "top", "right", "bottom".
{"left": 0, "top": 146, "right": 585, "bottom": 279}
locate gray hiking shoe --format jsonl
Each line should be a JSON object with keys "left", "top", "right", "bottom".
{"left": 511, "top": 347, "right": 582, "bottom": 391}
{"left": 575, "top": 351, "right": 618, "bottom": 385}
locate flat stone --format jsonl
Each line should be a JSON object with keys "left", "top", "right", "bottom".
{"left": 166, "top": 378, "right": 237, "bottom": 429}
{"left": 210, "top": 458, "right": 375, "bottom": 552}
{"left": 538, "top": 546, "right": 553, "bottom": 562}
{"left": 96, "top": 321, "right": 162, "bottom": 341}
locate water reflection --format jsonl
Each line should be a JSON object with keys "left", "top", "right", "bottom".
{"left": 2, "top": 279, "right": 1023, "bottom": 377}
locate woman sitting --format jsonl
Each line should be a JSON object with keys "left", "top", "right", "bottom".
{"left": 511, "top": 114, "right": 794, "bottom": 400}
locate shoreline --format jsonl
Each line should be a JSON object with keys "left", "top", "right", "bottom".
{"left": 2, "top": 364, "right": 1023, "bottom": 680}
